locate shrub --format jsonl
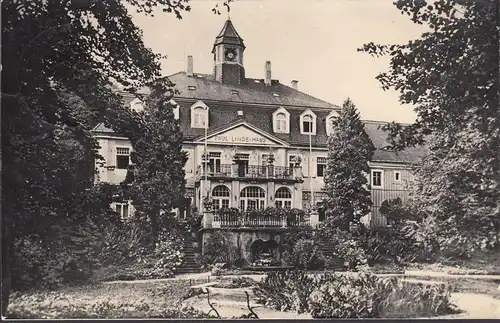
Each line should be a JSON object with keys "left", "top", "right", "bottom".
{"left": 7, "top": 294, "right": 208, "bottom": 319}
{"left": 95, "top": 262, "right": 174, "bottom": 281}
{"left": 308, "top": 272, "right": 455, "bottom": 318}
{"left": 281, "top": 239, "right": 325, "bottom": 270}
{"left": 253, "top": 271, "right": 316, "bottom": 314}
{"left": 153, "top": 230, "right": 184, "bottom": 273}
{"left": 254, "top": 270, "right": 457, "bottom": 318}
{"left": 317, "top": 227, "right": 368, "bottom": 270}
{"left": 200, "top": 231, "right": 243, "bottom": 267}
{"left": 213, "top": 277, "right": 257, "bottom": 288}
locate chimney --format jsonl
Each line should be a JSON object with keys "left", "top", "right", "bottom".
{"left": 187, "top": 55, "right": 193, "bottom": 77}
{"left": 291, "top": 80, "right": 298, "bottom": 90}
{"left": 265, "top": 61, "right": 271, "bottom": 86}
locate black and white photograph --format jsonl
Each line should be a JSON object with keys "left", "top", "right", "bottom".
{"left": 2, "top": 0, "right": 499, "bottom": 319}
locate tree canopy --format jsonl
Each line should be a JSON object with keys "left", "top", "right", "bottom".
{"left": 359, "top": 0, "right": 499, "bottom": 255}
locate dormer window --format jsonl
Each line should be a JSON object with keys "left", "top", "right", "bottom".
{"left": 171, "top": 99, "right": 179, "bottom": 120}
{"left": 272, "top": 107, "right": 290, "bottom": 133}
{"left": 325, "top": 110, "right": 340, "bottom": 136}
{"left": 130, "top": 98, "right": 144, "bottom": 112}
{"left": 190, "top": 100, "right": 209, "bottom": 129}
{"left": 300, "top": 109, "right": 317, "bottom": 135}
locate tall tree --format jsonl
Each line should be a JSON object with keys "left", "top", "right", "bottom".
{"left": 129, "top": 82, "right": 188, "bottom": 242}
{"left": 1, "top": 0, "right": 198, "bottom": 315}
{"left": 359, "top": 1, "right": 499, "bottom": 253}
{"left": 322, "top": 98, "right": 375, "bottom": 231}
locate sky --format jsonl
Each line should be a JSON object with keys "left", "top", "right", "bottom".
{"left": 130, "top": 0, "right": 427, "bottom": 123}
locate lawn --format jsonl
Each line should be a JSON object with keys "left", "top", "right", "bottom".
{"left": 6, "top": 279, "right": 211, "bottom": 319}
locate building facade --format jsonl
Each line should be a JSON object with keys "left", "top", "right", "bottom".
{"left": 92, "top": 20, "right": 425, "bottom": 262}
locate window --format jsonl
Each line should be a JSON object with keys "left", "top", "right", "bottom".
{"left": 394, "top": 171, "right": 401, "bottom": 182}
{"left": 276, "top": 113, "right": 287, "bottom": 132}
{"left": 372, "top": 170, "right": 383, "bottom": 188}
{"left": 300, "top": 109, "right": 317, "bottom": 135}
{"left": 303, "top": 115, "right": 313, "bottom": 133}
{"left": 240, "top": 186, "right": 266, "bottom": 211}
{"left": 116, "top": 147, "right": 130, "bottom": 169}
{"left": 129, "top": 98, "right": 143, "bottom": 112}
{"left": 212, "top": 185, "right": 230, "bottom": 211}
{"left": 316, "top": 157, "right": 327, "bottom": 177}
{"left": 192, "top": 107, "right": 206, "bottom": 128}
{"left": 115, "top": 202, "right": 129, "bottom": 219}
{"left": 208, "top": 152, "right": 222, "bottom": 173}
{"left": 275, "top": 187, "right": 292, "bottom": 209}
{"left": 326, "top": 110, "right": 340, "bottom": 136}
{"left": 171, "top": 99, "right": 179, "bottom": 120}
{"left": 273, "top": 107, "right": 290, "bottom": 133}
{"left": 261, "top": 154, "right": 269, "bottom": 166}
{"left": 288, "top": 155, "right": 297, "bottom": 169}
{"left": 190, "top": 100, "right": 209, "bottom": 128}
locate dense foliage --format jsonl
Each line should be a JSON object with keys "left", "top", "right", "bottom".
{"left": 322, "top": 98, "right": 375, "bottom": 231}
{"left": 359, "top": 1, "right": 500, "bottom": 257}
{"left": 254, "top": 271, "right": 457, "bottom": 318}
{"left": 200, "top": 231, "right": 243, "bottom": 268}
{"left": 1, "top": 0, "right": 213, "bottom": 314}
{"left": 128, "top": 84, "right": 188, "bottom": 242}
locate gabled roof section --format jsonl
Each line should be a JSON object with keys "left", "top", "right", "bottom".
{"left": 212, "top": 19, "right": 246, "bottom": 52}
{"left": 194, "top": 120, "right": 290, "bottom": 147}
{"left": 92, "top": 123, "right": 114, "bottom": 133}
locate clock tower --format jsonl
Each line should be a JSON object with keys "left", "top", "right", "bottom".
{"left": 212, "top": 19, "right": 246, "bottom": 84}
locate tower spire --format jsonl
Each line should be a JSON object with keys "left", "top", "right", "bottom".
{"left": 212, "top": 18, "right": 246, "bottom": 84}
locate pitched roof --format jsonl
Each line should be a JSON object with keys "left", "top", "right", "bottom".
{"left": 168, "top": 72, "right": 337, "bottom": 109}
{"left": 212, "top": 19, "right": 245, "bottom": 52}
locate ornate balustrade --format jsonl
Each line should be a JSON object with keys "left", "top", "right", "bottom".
{"left": 196, "top": 164, "right": 298, "bottom": 181}
{"left": 212, "top": 212, "right": 311, "bottom": 228}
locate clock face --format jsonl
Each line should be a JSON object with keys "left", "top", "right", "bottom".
{"left": 225, "top": 49, "right": 237, "bottom": 61}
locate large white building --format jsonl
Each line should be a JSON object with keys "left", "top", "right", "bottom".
{"left": 92, "top": 19, "right": 425, "bottom": 229}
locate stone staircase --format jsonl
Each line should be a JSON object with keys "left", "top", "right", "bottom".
{"left": 320, "top": 241, "right": 345, "bottom": 269}
{"left": 177, "top": 233, "right": 202, "bottom": 274}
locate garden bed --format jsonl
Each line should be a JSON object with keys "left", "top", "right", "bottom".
{"left": 6, "top": 279, "right": 210, "bottom": 319}
{"left": 242, "top": 266, "right": 295, "bottom": 272}
{"left": 253, "top": 271, "right": 461, "bottom": 318}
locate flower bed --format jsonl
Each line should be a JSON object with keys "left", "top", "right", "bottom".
{"left": 211, "top": 277, "right": 257, "bottom": 289}
{"left": 6, "top": 279, "right": 210, "bottom": 319}
{"left": 253, "top": 270, "right": 459, "bottom": 318}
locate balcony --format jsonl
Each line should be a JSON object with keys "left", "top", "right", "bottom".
{"left": 211, "top": 212, "right": 311, "bottom": 229}
{"left": 196, "top": 164, "right": 301, "bottom": 183}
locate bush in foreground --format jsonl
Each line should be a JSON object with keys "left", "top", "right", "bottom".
{"left": 254, "top": 270, "right": 457, "bottom": 318}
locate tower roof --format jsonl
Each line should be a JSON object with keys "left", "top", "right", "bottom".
{"left": 212, "top": 19, "right": 245, "bottom": 53}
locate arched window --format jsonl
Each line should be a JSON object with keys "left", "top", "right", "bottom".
{"left": 190, "top": 100, "right": 209, "bottom": 129}
{"left": 276, "top": 112, "right": 287, "bottom": 132}
{"left": 273, "top": 107, "right": 290, "bottom": 133}
{"left": 302, "top": 115, "right": 313, "bottom": 133}
{"left": 212, "top": 185, "right": 230, "bottom": 210}
{"left": 275, "top": 187, "right": 292, "bottom": 209}
{"left": 240, "top": 186, "right": 266, "bottom": 211}
{"left": 300, "top": 109, "right": 317, "bottom": 135}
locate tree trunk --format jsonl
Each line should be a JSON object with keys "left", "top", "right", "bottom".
{"left": 2, "top": 216, "right": 12, "bottom": 317}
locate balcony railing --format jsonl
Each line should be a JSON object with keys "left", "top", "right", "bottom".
{"left": 197, "top": 164, "right": 297, "bottom": 180}
{"left": 212, "top": 213, "right": 311, "bottom": 228}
